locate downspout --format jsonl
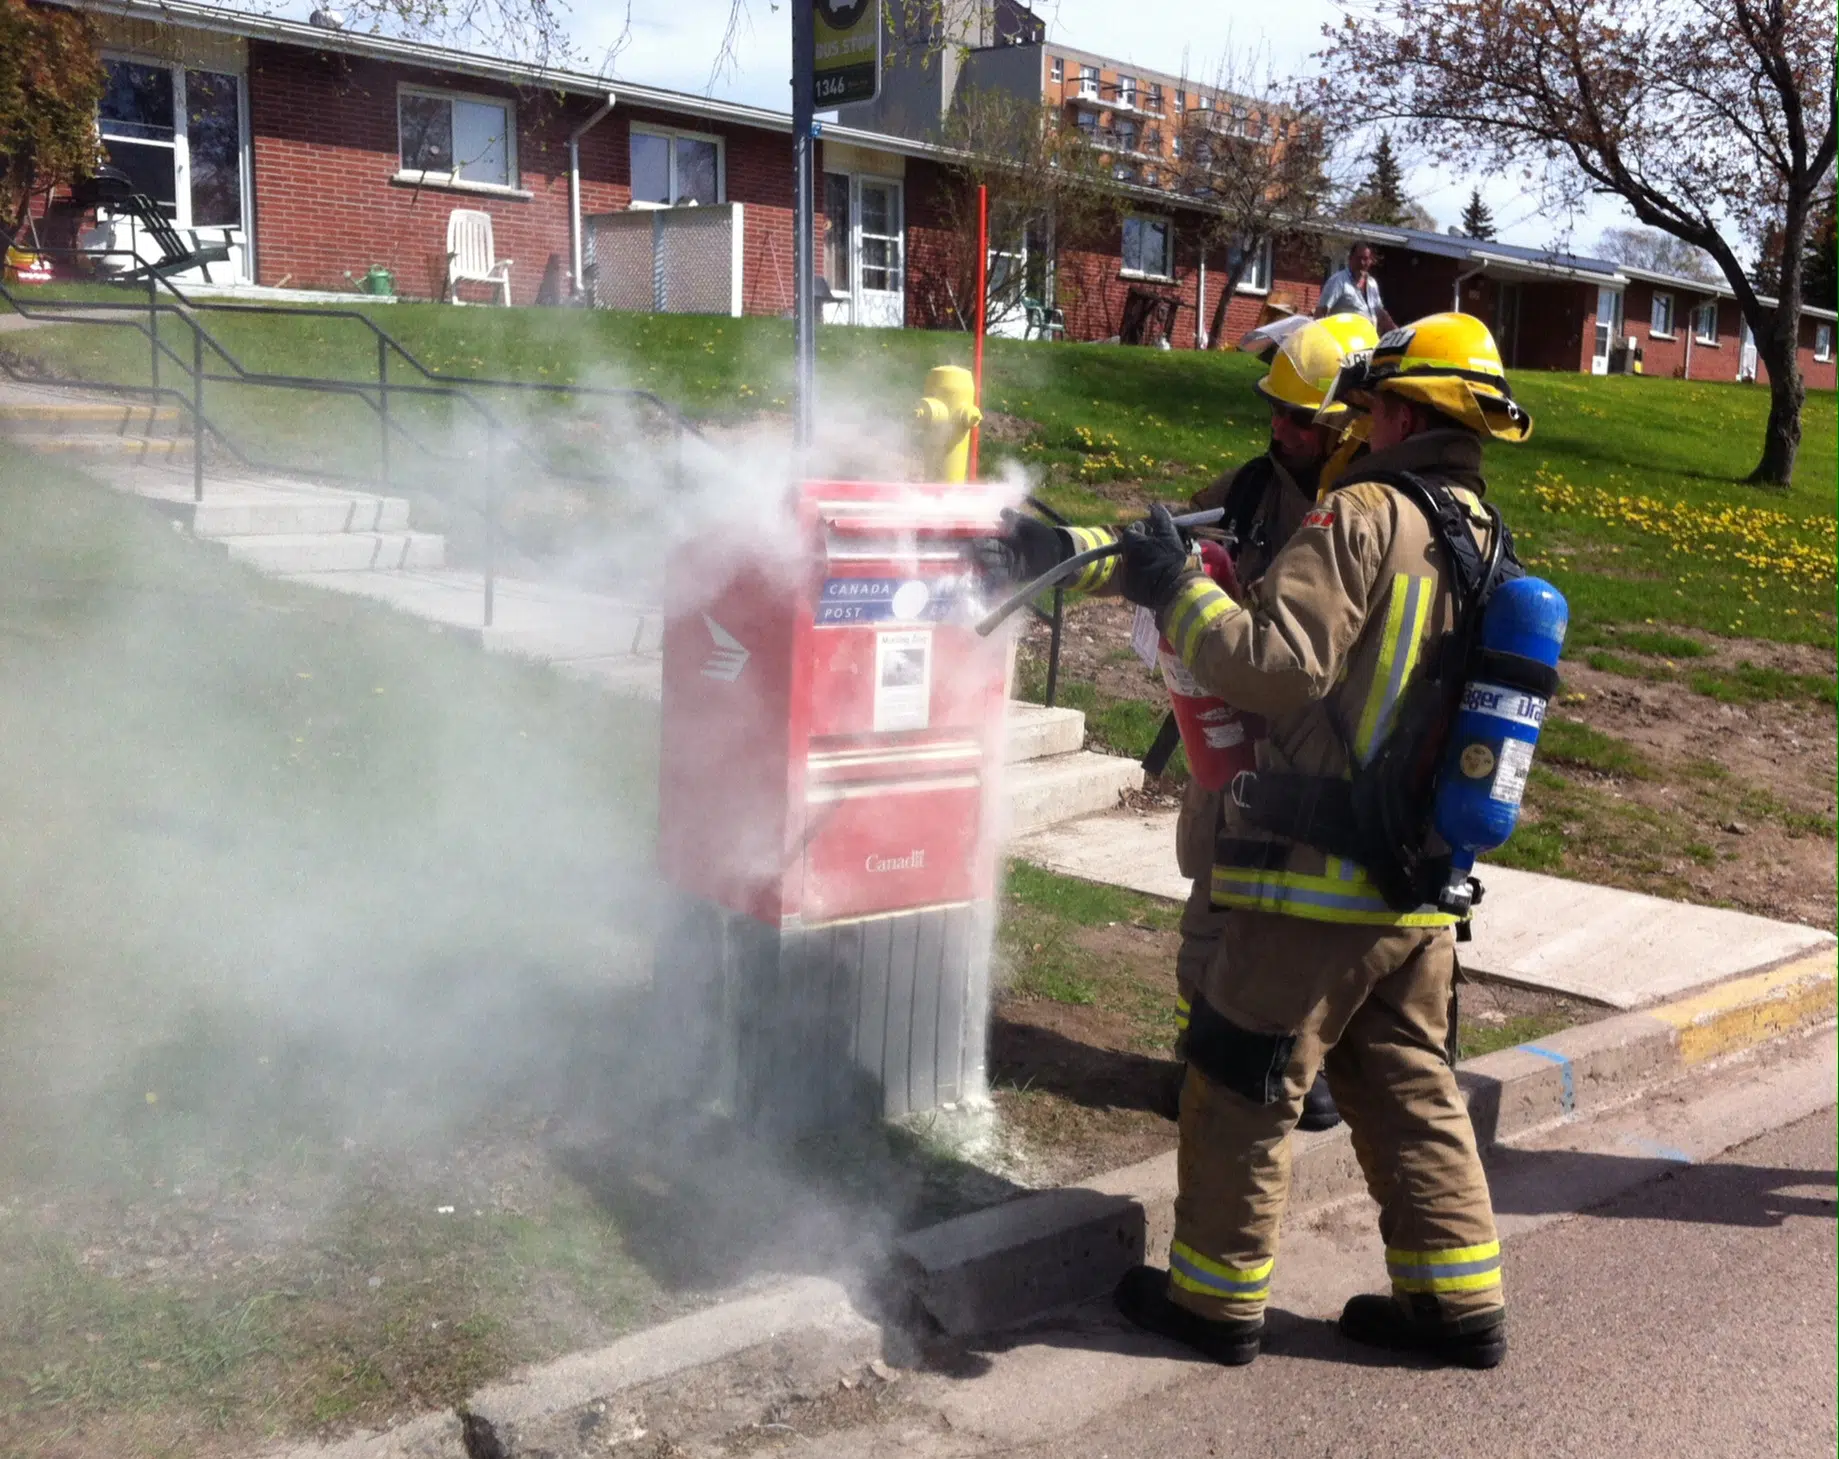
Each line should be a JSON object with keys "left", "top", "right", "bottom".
{"left": 568, "top": 92, "right": 618, "bottom": 300}
{"left": 1683, "top": 295, "right": 1696, "bottom": 379}
{"left": 1196, "top": 253, "right": 1207, "bottom": 348}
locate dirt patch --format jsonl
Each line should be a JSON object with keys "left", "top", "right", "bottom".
{"left": 1553, "top": 651, "right": 1836, "bottom": 929}
{"left": 978, "top": 409, "right": 1038, "bottom": 445}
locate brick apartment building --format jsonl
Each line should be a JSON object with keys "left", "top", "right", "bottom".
{"left": 31, "top": 0, "right": 1836, "bottom": 391}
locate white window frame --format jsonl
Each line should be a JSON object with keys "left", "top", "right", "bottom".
{"left": 395, "top": 82, "right": 523, "bottom": 196}
{"left": 1816, "top": 322, "right": 1833, "bottom": 363}
{"left": 1116, "top": 74, "right": 1137, "bottom": 109}
{"left": 1050, "top": 56, "right": 1064, "bottom": 85}
{"left": 1078, "top": 64, "right": 1100, "bottom": 100}
{"left": 1650, "top": 291, "right": 1675, "bottom": 339}
{"left": 627, "top": 122, "right": 727, "bottom": 209}
{"left": 1121, "top": 212, "right": 1174, "bottom": 282}
{"left": 1234, "top": 236, "right": 1274, "bottom": 294}
{"left": 1146, "top": 83, "right": 1163, "bottom": 114}
{"left": 1693, "top": 300, "right": 1720, "bottom": 345}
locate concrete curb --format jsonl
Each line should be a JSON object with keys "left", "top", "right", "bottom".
{"left": 897, "top": 951, "right": 1838, "bottom": 1336}
{"left": 267, "top": 1277, "right": 881, "bottom": 1459}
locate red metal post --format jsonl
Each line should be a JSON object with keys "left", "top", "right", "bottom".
{"left": 970, "top": 184, "right": 988, "bottom": 480}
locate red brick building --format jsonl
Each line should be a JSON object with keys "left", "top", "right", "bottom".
{"left": 37, "top": 0, "right": 1836, "bottom": 393}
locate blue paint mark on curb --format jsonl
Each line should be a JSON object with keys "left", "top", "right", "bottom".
{"left": 1623, "top": 1138, "right": 1694, "bottom": 1165}
{"left": 1523, "top": 1044, "right": 1575, "bottom": 1115}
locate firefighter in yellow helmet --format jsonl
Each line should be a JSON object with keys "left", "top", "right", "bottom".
{"left": 1102, "top": 312, "right": 1532, "bottom": 1369}
{"left": 971, "top": 314, "right": 1378, "bottom": 1132}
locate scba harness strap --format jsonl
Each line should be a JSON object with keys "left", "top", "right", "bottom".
{"left": 1232, "top": 470, "right": 1527, "bottom": 915}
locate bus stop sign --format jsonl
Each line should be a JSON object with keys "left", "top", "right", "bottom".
{"left": 813, "top": 0, "right": 881, "bottom": 108}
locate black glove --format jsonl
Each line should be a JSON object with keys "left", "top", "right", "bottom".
{"left": 967, "top": 511, "right": 1068, "bottom": 588}
{"left": 1117, "top": 504, "right": 1191, "bottom": 612}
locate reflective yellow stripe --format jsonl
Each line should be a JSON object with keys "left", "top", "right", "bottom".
{"left": 1163, "top": 577, "right": 1238, "bottom": 666}
{"left": 1174, "top": 994, "right": 1191, "bottom": 1032}
{"left": 1386, "top": 1241, "right": 1503, "bottom": 1294}
{"left": 1354, "top": 572, "right": 1433, "bottom": 763}
{"left": 1211, "top": 863, "right": 1456, "bottom": 928}
{"left": 1066, "top": 527, "right": 1121, "bottom": 592}
{"left": 1169, "top": 1242, "right": 1273, "bottom": 1299}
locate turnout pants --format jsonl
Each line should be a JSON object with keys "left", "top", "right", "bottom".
{"left": 1172, "top": 877, "right": 1229, "bottom": 1057}
{"left": 1169, "top": 908, "right": 1501, "bottom": 1324}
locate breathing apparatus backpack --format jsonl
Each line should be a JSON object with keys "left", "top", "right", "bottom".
{"left": 1233, "top": 470, "right": 1568, "bottom": 924}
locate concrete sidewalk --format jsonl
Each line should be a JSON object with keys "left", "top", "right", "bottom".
{"left": 1010, "top": 806, "right": 1835, "bottom": 1009}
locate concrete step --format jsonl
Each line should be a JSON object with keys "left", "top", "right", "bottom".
{"left": 190, "top": 494, "right": 412, "bottom": 537}
{"left": 1005, "top": 701, "right": 1087, "bottom": 763}
{"left": 20, "top": 434, "right": 192, "bottom": 458}
{"left": 1004, "top": 750, "right": 1144, "bottom": 838}
{"left": 0, "top": 401, "right": 183, "bottom": 435}
{"left": 219, "top": 530, "right": 446, "bottom": 574}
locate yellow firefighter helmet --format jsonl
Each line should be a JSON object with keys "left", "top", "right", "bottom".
{"left": 1358, "top": 311, "right": 1533, "bottom": 443}
{"left": 1253, "top": 313, "right": 1381, "bottom": 421}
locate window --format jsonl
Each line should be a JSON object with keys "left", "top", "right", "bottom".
{"left": 822, "top": 172, "right": 850, "bottom": 287}
{"left": 1234, "top": 236, "right": 1273, "bottom": 293}
{"left": 857, "top": 179, "right": 903, "bottom": 293}
{"left": 1171, "top": 132, "right": 1183, "bottom": 159}
{"left": 1650, "top": 291, "right": 1675, "bottom": 337}
{"left": 399, "top": 87, "right": 513, "bottom": 188}
{"left": 1078, "top": 64, "right": 1099, "bottom": 100}
{"left": 1116, "top": 74, "right": 1137, "bottom": 108}
{"left": 1816, "top": 322, "right": 1833, "bottom": 363}
{"left": 99, "top": 58, "right": 245, "bottom": 228}
{"left": 1075, "top": 110, "right": 1098, "bottom": 137}
{"left": 629, "top": 124, "right": 723, "bottom": 206}
{"left": 1050, "top": 56, "right": 1064, "bottom": 85}
{"left": 1114, "top": 119, "right": 1138, "bottom": 154}
{"left": 1122, "top": 214, "right": 1173, "bottom": 279}
{"left": 1693, "top": 301, "right": 1719, "bottom": 344}
{"left": 1146, "top": 83, "right": 1163, "bottom": 114}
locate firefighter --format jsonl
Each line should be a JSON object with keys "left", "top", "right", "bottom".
{"left": 1101, "top": 312, "right": 1533, "bottom": 1370}
{"left": 973, "top": 316, "right": 1378, "bottom": 1134}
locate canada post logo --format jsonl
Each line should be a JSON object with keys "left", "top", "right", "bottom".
{"left": 816, "top": 577, "right": 958, "bottom": 626}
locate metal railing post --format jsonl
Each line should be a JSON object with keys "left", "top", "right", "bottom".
{"left": 148, "top": 272, "right": 159, "bottom": 392}
{"left": 377, "top": 334, "right": 391, "bottom": 485}
{"left": 1044, "top": 587, "right": 1065, "bottom": 709}
{"left": 192, "top": 323, "right": 204, "bottom": 503}
{"left": 482, "top": 432, "right": 497, "bottom": 629}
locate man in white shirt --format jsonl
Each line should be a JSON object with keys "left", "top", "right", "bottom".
{"left": 1315, "top": 243, "right": 1398, "bottom": 333}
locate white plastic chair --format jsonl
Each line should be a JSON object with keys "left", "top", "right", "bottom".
{"left": 445, "top": 209, "right": 512, "bottom": 305}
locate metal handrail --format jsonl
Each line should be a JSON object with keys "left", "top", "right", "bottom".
{"left": 0, "top": 242, "right": 704, "bottom": 629}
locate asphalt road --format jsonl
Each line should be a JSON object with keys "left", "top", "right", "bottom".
{"left": 1024, "top": 1106, "right": 1838, "bottom": 1459}
{"left": 776, "top": 1047, "right": 1837, "bottom": 1459}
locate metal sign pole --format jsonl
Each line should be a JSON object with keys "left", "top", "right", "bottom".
{"left": 792, "top": 1, "right": 817, "bottom": 451}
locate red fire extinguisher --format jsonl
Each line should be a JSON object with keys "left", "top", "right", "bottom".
{"left": 1159, "top": 540, "right": 1264, "bottom": 792}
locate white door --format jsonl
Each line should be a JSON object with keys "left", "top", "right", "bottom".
{"left": 96, "top": 59, "right": 253, "bottom": 285}
{"left": 985, "top": 232, "right": 1029, "bottom": 339}
{"left": 852, "top": 177, "right": 904, "bottom": 329}
{"left": 1590, "top": 286, "right": 1623, "bottom": 374}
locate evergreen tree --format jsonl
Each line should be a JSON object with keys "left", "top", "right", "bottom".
{"left": 1459, "top": 187, "right": 1496, "bottom": 239}
{"left": 1353, "top": 131, "right": 1410, "bottom": 227}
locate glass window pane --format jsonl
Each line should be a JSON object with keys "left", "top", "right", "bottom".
{"left": 103, "top": 140, "right": 178, "bottom": 214}
{"left": 861, "top": 237, "right": 894, "bottom": 292}
{"left": 859, "top": 184, "right": 890, "bottom": 236}
{"left": 630, "top": 131, "right": 670, "bottom": 203}
{"left": 823, "top": 172, "right": 850, "bottom": 285}
{"left": 400, "top": 93, "right": 452, "bottom": 173}
{"left": 453, "top": 99, "right": 509, "bottom": 186}
{"left": 186, "top": 70, "right": 242, "bottom": 228}
{"left": 100, "top": 61, "right": 174, "bottom": 141}
{"left": 675, "top": 138, "right": 718, "bottom": 204}
{"left": 1122, "top": 218, "right": 1141, "bottom": 273}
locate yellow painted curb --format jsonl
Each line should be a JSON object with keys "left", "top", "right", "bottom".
{"left": 1651, "top": 952, "right": 1837, "bottom": 1064}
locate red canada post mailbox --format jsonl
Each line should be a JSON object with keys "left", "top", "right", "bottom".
{"left": 657, "top": 477, "right": 1014, "bottom": 1135}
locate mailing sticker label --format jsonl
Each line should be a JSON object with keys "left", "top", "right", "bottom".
{"left": 874, "top": 629, "right": 932, "bottom": 732}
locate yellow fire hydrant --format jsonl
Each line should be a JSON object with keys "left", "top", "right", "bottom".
{"left": 914, "top": 365, "right": 983, "bottom": 483}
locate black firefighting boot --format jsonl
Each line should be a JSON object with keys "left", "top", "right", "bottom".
{"left": 1114, "top": 1265, "right": 1263, "bottom": 1366}
{"left": 1338, "top": 1293, "right": 1507, "bottom": 1369}
{"left": 1297, "top": 1070, "right": 1342, "bottom": 1132}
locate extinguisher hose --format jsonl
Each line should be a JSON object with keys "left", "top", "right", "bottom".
{"left": 973, "top": 506, "right": 1226, "bottom": 637}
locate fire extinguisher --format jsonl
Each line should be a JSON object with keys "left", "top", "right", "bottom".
{"left": 1159, "top": 540, "right": 1264, "bottom": 791}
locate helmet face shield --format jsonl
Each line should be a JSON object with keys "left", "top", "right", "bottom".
{"left": 1258, "top": 313, "right": 1381, "bottom": 420}
{"left": 1313, "top": 348, "right": 1377, "bottom": 426}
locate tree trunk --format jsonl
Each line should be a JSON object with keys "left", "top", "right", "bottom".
{"left": 1749, "top": 338, "right": 1804, "bottom": 485}
{"left": 1206, "top": 255, "right": 1250, "bottom": 349}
